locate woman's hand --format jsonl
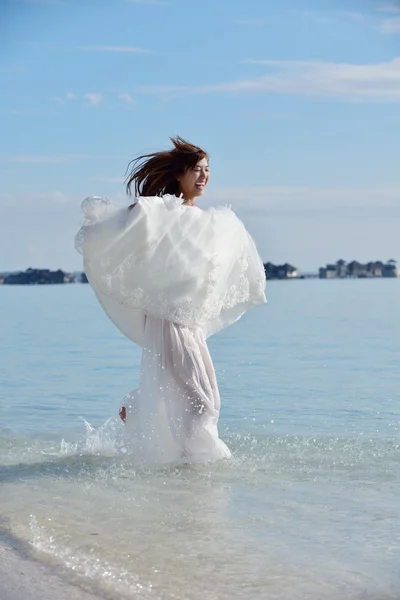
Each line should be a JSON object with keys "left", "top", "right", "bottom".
{"left": 119, "top": 407, "right": 126, "bottom": 422}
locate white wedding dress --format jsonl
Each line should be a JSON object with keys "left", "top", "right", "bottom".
{"left": 76, "top": 194, "right": 266, "bottom": 464}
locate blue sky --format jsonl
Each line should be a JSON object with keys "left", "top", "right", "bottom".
{"left": 1, "top": 0, "right": 400, "bottom": 272}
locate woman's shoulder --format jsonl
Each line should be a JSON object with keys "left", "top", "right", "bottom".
{"left": 206, "top": 203, "right": 245, "bottom": 226}
{"left": 79, "top": 196, "right": 118, "bottom": 225}
{"left": 133, "top": 194, "right": 175, "bottom": 211}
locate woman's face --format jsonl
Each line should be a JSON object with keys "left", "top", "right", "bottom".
{"left": 177, "top": 157, "right": 210, "bottom": 199}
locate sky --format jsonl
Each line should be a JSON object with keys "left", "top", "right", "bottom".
{"left": 1, "top": 0, "right": 400, "bottom": 273}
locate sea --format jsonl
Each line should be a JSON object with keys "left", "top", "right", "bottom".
{"left": 0, "top": 279, "right": 399, "bottom": 600}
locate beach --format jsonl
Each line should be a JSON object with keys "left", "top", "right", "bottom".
{"left": 1, "top": 280, "right": 399, "bottom": 600}
{"left": 0, "top": 536, "right": 105, "bottom": 600}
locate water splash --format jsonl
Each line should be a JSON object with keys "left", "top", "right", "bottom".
{"left": 59, "top": 416, "right": 123, "bottom": 457}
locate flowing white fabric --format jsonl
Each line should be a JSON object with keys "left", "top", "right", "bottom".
{"left": 121, "top": 315, "right": 231, "bottom": 464}
{"left": 75, "top": 194, "right": 266, "bottom": 463}
{"left": 75, "top": 194, "right": 266, "bottom": 342}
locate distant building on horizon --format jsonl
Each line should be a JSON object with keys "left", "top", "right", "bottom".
{"left": 319, "top": 259, "right": 398, "bottom": 279}
{"left": 264, "top": 262, "right": 298, "bottom": 280}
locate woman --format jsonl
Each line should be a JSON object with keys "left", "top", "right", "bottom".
{"left": 75, "top": 137, "right": 266, "bottom": 464}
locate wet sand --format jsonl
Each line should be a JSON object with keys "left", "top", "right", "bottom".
{"left": 0, "top": 537, "right": 107, "bottom": 600}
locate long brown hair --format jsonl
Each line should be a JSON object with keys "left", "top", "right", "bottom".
{"left": 125, "top": 136, "right": 208, "bottom": 198}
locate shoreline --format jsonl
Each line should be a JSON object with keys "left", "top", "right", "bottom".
{"left": 0, "top": 532, "right": 108, "bottom": 600}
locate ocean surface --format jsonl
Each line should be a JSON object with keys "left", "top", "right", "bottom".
{"left": 0, "top": 280, "right": 399, "bottom": 600}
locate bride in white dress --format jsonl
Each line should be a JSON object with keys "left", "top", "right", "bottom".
{"left": 75, "top": 137, "right": 266, "bottom": 465}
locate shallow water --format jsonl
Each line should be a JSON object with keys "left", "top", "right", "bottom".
{"left": 1, "top": 281, "right": 399, "bottom": 599}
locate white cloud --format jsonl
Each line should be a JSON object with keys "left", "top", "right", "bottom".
{"left": 95, "top": 177, "right": 125, "bottom": 183}
{"left": 53, "top": 91, "right": 76, "bottom": 105}
{"left": 1, "top": 154, "right": 113, "bottom": 164}
{"left": 288, "top": 6, "right": 400, "bottom": 33}
{"left": 4, "top": 155, "right": 68, "bottom": 164}
{"left": 125, "top": 0, "right": 168, "bottom": 5}
{"left": 376, "top": 3, "right": 400, "bottom": 14}
{"left": 0, "top": 192, "right": 14, "bottom": 203}
{"left": 51, "top": 190, "right": 70, "bottom": 203}
{"left": 242, "top": 57, "right": 400, "bottom": 100}
{"left": 83, "top": 93, "right": 102, "bottom": 106}
{"left": 206, "top": 185, "right": 400, "bottom": 213}
{"left": 287, "top": 9, "right": 336, "bottom": 24}
{"left": 235, "top": 18, "right": 269, "bottom": 26}
{"left": 21, "top": 0, "right": 64, "bottom": 4}
{"left": 0, "top": 190, "right": 73, "bottom": 206}
{"left": 378, "top": 16, "right": 400, "bottom": 32}
{"left": 81, "top": 45, "right": 151, "bottom": 54}
{"left": 337, "top": 11, "right": 367, "bottom": 23}
{"left": 0, "top": 65, "right": 27, "bottom": 74}
{"left": 118, "top": 93, "right": 133, "bottom": 103}
{"left": 137, "top": 57, "right": 400, "bottom": 102}
{"left": 244, "top": 112, "right": 295, "bottom": 120}
{"left": 288, "top": 8, "right": 374, "bottom": 25}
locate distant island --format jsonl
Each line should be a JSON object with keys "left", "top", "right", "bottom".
{"left": 319, "top": 259, "right": 398, "bottom": 279}
{"left": 264, "top": 263, "right": 298, "bottom": 279}
{"left": 0, "top": 268, "right": 88, "bottom": 285}
{"left": 1, "top": 264, "right": 296, "bottom": 284}
{"left": 0, "top": 260, "right": 397, "bottom": 285}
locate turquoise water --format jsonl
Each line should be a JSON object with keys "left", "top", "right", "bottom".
{"left": 1, "top": 280, "right": 399, "bottom": 599}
